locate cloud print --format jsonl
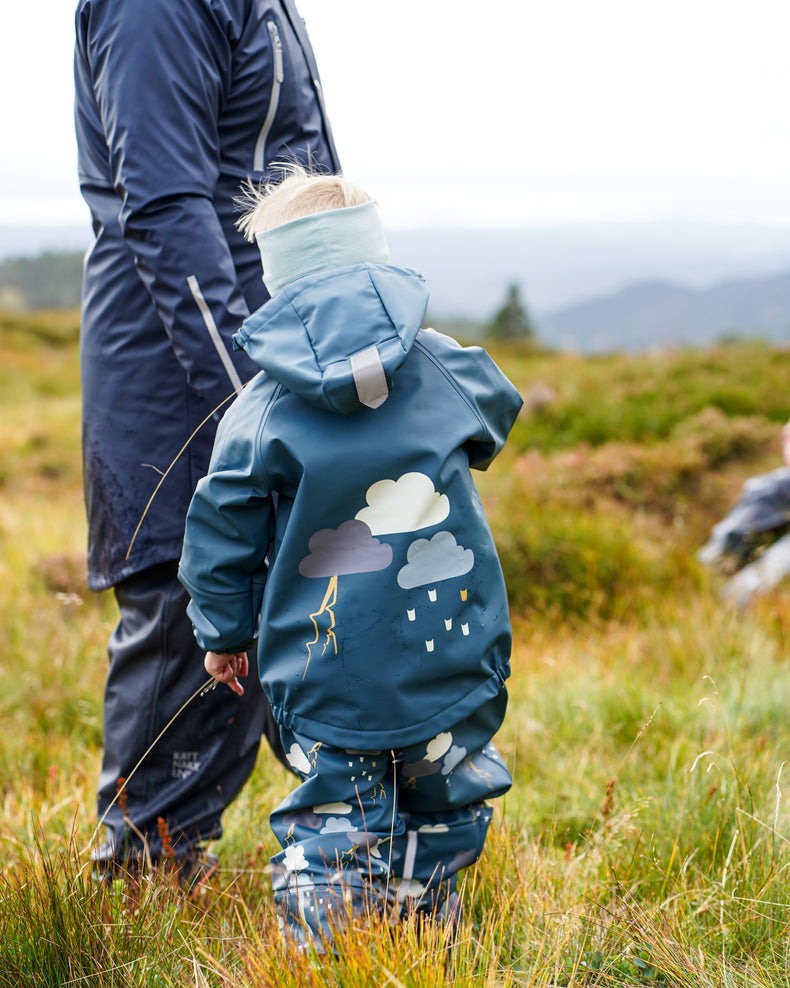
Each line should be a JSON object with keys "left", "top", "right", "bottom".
{"left": 397, "top": 531, "right": 474, "bottom": 589}
{"left": 281, "top": 809, "right": 323, "bottom": 830}
{"left": 448, "top": 847, "right": 479, "bottom": 872}
{"left": 320, "top": 817, "right": 359, "bottom": 835}
{"left": 400, "top": 759, "right": 441, "bottom": 778}
{"left": 283, "top": 844, "right": 309, "bottom": 873}
{"left": 313, "top": 801, "right": 353, "bottom": 815}
{"left": 355, "top": 472, "right": 449, "bottom": 535}
{"left": 425, "top": 732, "right": 453, "bottom": 762}
{"left": 442, "top": 744, "right": 468, "bottom": 775}
{"left": 285, "top": 744, "right": 311, "bottom": 775}
{"left": 299, "top": 519, "right": 393, "bottom": 578}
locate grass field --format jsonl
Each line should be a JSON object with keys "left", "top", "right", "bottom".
{"left": 2, "top": 311, "right": 790, "bottom": 985}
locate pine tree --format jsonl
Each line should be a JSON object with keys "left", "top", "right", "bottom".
{"left": 485, "top": 282, "right": 535, "bottom": 343}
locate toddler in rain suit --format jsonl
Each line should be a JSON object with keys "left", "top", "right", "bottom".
{"left": 178, "top": 168, "right": 522, "bottom": 947}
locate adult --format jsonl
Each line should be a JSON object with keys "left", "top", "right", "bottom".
{"left": 74, "top": 0, "right": 340, "bottom": 882}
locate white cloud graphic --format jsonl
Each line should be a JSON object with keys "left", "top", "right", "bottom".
{"left": 425, "top": 731, "right": 453, "bottom": 762}
{"left": 313, "top": 801, "right": 353, "bottom": 815}
{"left": 285, "top": 744, "right": 311, "bottom": 775}
{"left": 283, "top": 844, "right": 309, "bottom": 873}
{"left": 390, "top": 877, "right": 427, "bottom": 899}
{"left": 355, "top": 472, "right": 449, "bottom": 535}
{"left": 397, "top": 531, "right": 474, "bottom": 590}
{"left": 418, "top": 823, "right": 450, "bottom": 833}
{"left": 320, "top": 817, "right": 359, "bottom": 835}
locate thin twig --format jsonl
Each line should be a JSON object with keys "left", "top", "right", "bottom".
{"left": 81, "top": 676, "right": 218, "bottom": 860}
{"left": 125, "top": 389, "right": 241, "bottom": 560}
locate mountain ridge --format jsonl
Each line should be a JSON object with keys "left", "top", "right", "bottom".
{"left": 4, "top": 220, "right": 790, "bottom": 351}
{"left": 539, "top": 268, "right": 790, "bottom": 352}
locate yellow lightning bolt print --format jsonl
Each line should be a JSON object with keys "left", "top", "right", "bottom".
{"left": 304, "top": 574, "right": 338, "bottom": 678}
{"left": 338, "top": 846, "right": 359, "bottom": 867}
{"left": 307, "top": 742, "right": 323, "bottom": 770}
{"left": 466, "top": 756, "right": 495, "bottom": 787}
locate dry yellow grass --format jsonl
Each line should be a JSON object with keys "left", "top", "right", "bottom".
{"left": 3, "top": 317, "right": 790, "bottom": 985}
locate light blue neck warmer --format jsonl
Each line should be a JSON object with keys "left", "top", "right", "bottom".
{"left": 256, "top": 199, "right": 391, "bottom": 296}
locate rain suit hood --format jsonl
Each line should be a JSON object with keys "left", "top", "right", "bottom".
{"left": 232, "top": 262, "right": 430, "bottom": 416}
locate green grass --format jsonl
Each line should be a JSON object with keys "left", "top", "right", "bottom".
{"left": 3, "top": 315, "right": 790, "bottom": 984}
{"left": 491, "top": 341, "right": 790, "bottom": 452}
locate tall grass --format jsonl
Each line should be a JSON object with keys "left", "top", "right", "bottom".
{"left": 2, "top": 316, "right": 790, "bottom": 984}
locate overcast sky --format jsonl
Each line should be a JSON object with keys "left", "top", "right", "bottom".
{"left": 3, "top": 0, "right": 790, "bottom": 230}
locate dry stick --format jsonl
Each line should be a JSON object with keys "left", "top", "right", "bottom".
{"left": 82, "top": 390, "right": 242, "bottom": 861}
{"left": 125, "top": 388, "right": 241, "bottom": 561}
{"left": 82, "top": 675, "right": 219, "bottom": 862}
{"left": 84, "top": 389, "right": 247, "bottom": 871}
{"left": 385, "top": 751, "right": 399, "bottom": 912}
{"left": 80, "top": 389, "right": 242, "bottom": 864}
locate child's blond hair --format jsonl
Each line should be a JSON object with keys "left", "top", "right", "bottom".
{"left": 237, "top": 165, "right": 373, "bottom": 242}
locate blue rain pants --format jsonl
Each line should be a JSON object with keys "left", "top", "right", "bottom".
{"left": 97, "top": 561, "right": 284, "bottom": 861}
{"left": 270, "top": 689, "right": 511, "bottom": 946}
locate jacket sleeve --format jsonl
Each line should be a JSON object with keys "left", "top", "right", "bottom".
{"left": 426, "top": 333, "right": 523, "bottom": 469}
{"left": 465, "top": 350, "right": 523, "bottom": 469}
{"left": 79, "top": 0, "right": 258, "bottom": 411}
{"left": 178, "top": 409, "right": 274, "bottom": 652}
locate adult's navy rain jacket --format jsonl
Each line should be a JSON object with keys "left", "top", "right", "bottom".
{"left": 179, "top": 263, "right": 524, "bottom": 749}
{"left": 74, "top": 0, "right": 340, "bottom": 590}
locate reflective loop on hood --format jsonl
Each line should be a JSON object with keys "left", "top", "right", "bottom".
{"left": 349, "top": 345, "right": 389, "bottom": 409}
{"left": 233, "top": 263, "right": 430, "bottom": 416}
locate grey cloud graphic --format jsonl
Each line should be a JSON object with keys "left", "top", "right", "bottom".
{"left": 400, "top": 759, "right": 442, "bottom": 778}
{"left": 448, "top": 847, "right": 479, "bottom": 872}
{"left": 441, "top": 744, "right": 468, "bottom": 776}
{"left": 299, "top": 519, "right": 393, "bottom": 578}
{"left": 397, "top": 531, "right": 474, "bottom": 590}
{"left": 280, "top": 809, "right": 323, "bottom": 830}
{"left": 354, "top": 831, "right": 386, "bottom": 851}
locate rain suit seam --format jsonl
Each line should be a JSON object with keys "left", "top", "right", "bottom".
{"left": 253, "top": 381, "right": 286, "bottom": 493}
{"left": 362, "top": 266, "right": 407, "bottom": 353}
{"left": 412, "top": 340, "right": 493, "bottom": 443}
{"left": 272, "top": 672, "right": 506, "bottom": 746}
{"left": 281, "top": 294, "right": 323, "bottom": 371}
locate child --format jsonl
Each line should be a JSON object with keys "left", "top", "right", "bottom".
{"left": 178, "top": 168, "right": 523, "bottom": 948}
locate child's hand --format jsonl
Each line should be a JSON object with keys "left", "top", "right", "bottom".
{"left": 204, "top": 651, "right": 249, "bottom": 696}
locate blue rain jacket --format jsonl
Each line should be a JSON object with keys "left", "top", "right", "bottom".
{"left": 178, "top": 264, "right": 523, "bottom": 748}
{"left": 74, "top": 0, "right": 340, "bottom": 590}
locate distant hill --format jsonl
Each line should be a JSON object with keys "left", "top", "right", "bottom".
{"left": 539, "top": 270, "right": 790, "bottom": 352}
{"left": 5, "top": 220, "right": 790, "bottom": 350}
{"left": 386, "top": 221, "right": 790, "bottom": 318}
{"left": 0, "top": 251, "right": 84, "bottom": 310}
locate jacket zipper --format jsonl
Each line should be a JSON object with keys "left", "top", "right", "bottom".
{"left": 254, "top": 20, "right": 284, "bottom": 172}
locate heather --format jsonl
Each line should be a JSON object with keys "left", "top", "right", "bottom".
{"left": 2, "top": 314, "right": 790, "bottom": 985}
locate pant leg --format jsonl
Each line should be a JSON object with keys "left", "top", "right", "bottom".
{"left": 97, "top": 561, "right": 283, "bottom": 859}
{"left": 388, "top": 689, "right": 512, "bottom": 917}
{"left": 270, "top": 728, "right": 400, "bottom": 947}
{"left": 268, "top": 692, "right": 511, "bottom": 945}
